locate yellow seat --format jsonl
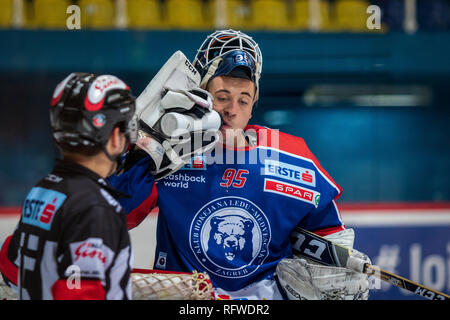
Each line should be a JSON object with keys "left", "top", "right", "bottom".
{"left": 33, "top": 0, "right": 71, "bottom": 29}
{"left": 251, "top": 0, "right": 289, "bottom": 30}
{"left": 292, "top": 0, "right": 332, "bottom": 31}
{"left": 209, "top": 0, "right": 251, "bottom": 30}
{"left": 0, "top": 0, "right": 13, "bottom": 28}
{"left": 79, "top": 0, "right": 115, "bottom": 29}
{"left": 165, "top": 0, "right": 208, "bottom": 29}
{"left": 127, "top": 0, "right": 163, "bottom": 29}
{"left": 335, "top": 0, "right": 370, "bottom": 31}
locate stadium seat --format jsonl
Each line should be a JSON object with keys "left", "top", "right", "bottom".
{"left": 0, "top": 0, "right": 13, "bottom": 28}
{"left": 79, "top": 0, "right": 115, "bottom": 29}
{"left": 334, "top": 0, "right": 370, "bottom": 32}
{"left": 292, "top": 0, "right": 332, "bottom": 31}
{"left": 252, "top": 0, "right": 290, "bottom": 30}
{"left": 213, "top": 0, "right": 251, "bottom": 30}
{"left": 127, "top": 0, "right": 163, "bottom": 29}
{"left": 251, "top": 0, "right": 289, "bottom": 30}
{"left": 33, "top": 0, "right": 71, "bottom": 29}
{"left": 165, "top": 0, "right": 208, "bottom": 29}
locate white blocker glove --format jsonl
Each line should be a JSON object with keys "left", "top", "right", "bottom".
{"left": 276, "top": 253, "right": 370, "bottom": 300}
{"left": 277, "top": 228, "right": 371, "bottom": 300}
{"left": 135, "top": 51, "right": 222, "bottom": 180}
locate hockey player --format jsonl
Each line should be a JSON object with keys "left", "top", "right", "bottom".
{"left": 109, "top": 30, "right": 369, "bottom": 300}
{"left": 0, "top": 73, "right": 138, "bottom": 299}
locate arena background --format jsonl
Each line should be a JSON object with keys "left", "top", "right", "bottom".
{"left": 0, "top": 0, "right": 449, "bottom": 300}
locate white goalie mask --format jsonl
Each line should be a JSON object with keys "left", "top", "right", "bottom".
{"left": 193, "top": 29, "right": 263, "bottom": 100}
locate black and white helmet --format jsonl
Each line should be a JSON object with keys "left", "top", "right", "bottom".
{"left": 50, "top": 72, "right": 138, "bottom": 150}
{"left": 193, "top": 29, "right": 263, "bottom": 100}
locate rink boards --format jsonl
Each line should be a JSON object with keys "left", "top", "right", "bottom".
{"left": 1, "top": 203, "right": 449, "bottom": 300}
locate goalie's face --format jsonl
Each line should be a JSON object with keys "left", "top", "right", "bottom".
{"left": 207, "top": 76, "right": 255, "bottom": 147}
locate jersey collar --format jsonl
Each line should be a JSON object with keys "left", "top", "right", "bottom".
{"left": 53, "top": 158, "right": 131, "bottom": 198}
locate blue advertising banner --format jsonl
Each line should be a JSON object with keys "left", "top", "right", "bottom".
{"left": 341, "top": 205, "right": 450, "bottom": 300}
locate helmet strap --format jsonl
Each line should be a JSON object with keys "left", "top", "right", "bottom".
{"left": 102, "top": 142, "right": 129, "bottom": 174}
{"left": 200, "top": 58, "right": 222, "bottom": 89}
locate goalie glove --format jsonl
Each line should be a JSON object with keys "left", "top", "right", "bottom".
{"left": 134, "top": 128, "right": 185, "bottom": 181}
{"left": 277, "top": 228, "right": 371, "bottom": 300}
{"left": 135, "top": 51, "right": 222, "bottom": 180}
{"left": 276, "top": 256, "right": 370, "bottom": 300}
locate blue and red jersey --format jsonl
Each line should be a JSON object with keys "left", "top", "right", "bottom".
{"left": 109, "top": 125, "right": 345, "bottom": 299}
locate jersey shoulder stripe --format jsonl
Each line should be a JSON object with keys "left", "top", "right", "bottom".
{"left": 247, "top": 124, "right": 343, "bottom": 199}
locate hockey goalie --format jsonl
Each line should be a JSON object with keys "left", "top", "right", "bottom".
{"left": 107, "top": 29, "right": 371, "bottom": 300}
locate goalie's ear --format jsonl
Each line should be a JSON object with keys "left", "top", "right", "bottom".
{"left": 107, "top": 127, "right": 125, "bottom": 150}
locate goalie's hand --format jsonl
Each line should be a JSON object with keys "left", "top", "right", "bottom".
{"left": 135, "top": 129, "right": 186, "bottom": 181}
{"left": 136, "top": 50, "right": 219, "bottom": 135}
{"left": 134, "top": 51, "right": 221, "bottom": 180}
{"left": 154, "top": 87, "right": 220, "bottom": 139}
{"left": 136, "top": 89, "right": 221, "bottom": 180}
{"left": 159, "top": 87, "right": 214, "bottom": 116}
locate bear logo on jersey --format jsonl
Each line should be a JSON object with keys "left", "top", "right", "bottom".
{"left": 208, "top": 215, "right": 254, "bottom": 268}
{"left": 190, "top": 196, "right": 271, "bottom": 280}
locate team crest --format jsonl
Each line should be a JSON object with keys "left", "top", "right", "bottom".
{"left": 189, "top": 196, "right": 271, "bottom": 279}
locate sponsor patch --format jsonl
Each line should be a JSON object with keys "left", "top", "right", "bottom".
{"left": 180, "top": 155, "right": 207, "bottom": 170}
{"left": 44, "top": 174, "right": 63, "bottom": 183}
{"left": 263, "top": 160, "right": 316, "bottom": 187}
{"left": 68, "top": 238, "right": 114, "bottom": 279}
{"left": 155, "top": 251, "right": 167, "bottom": 269}
{"left": 264, "top": 178, "right": 320, "bottom": 207}
{"left": 22, "top": 187, "right": 67, "bottom": 230}
{"left": 162, "top": 172, "right": 206, "bottom": 189}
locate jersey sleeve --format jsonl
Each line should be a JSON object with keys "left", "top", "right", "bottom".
{"left": 108, "top": 154, "right": 158, "bottom": 229}
{"left": 55, "top": 205, "right": 131, "bottom": 300}
{"left": 292, "top": 139, "right": 345, "bottom": 236}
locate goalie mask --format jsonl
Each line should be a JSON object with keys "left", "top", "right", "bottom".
{"left": 193, "top": 29, "right": 263, "bottom": 100}
{"left": 50, "top": 72, "right": 138, "bottom": 161}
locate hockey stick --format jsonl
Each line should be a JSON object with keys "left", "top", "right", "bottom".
{"left": 290, "top": 227, "right": 450, "bottom": 300}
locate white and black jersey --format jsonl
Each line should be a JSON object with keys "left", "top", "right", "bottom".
{"left": 0, "top": 159, "right": 132, "bottom": 300}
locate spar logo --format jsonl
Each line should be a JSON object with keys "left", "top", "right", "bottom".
{"left": 189, "top": 197, "right": 271, "bottom": 279}
{"left": 264, "top": 178, "right": 320, "bottom": 207}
